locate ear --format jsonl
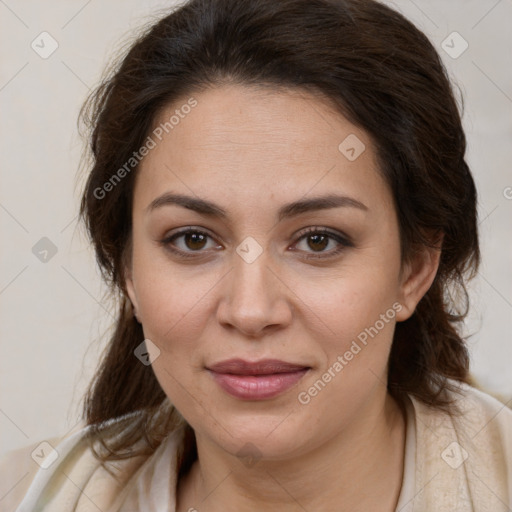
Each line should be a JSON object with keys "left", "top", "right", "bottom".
{"left": 125, "top": 267, "right": 141, "bottom": 323}
{"left": 395, "top": 237, "right": 442, "bottom": 322}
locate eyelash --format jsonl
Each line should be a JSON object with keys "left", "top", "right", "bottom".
{"left": 160, "top": 226, "right": 353, "bottom": 260}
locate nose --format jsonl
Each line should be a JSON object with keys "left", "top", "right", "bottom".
{"left": 216, "top": 247, "right": 293, "bottom": 338}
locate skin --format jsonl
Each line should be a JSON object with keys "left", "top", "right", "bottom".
{"left": 125, "top": 84, "right": 441, "bottom": 511}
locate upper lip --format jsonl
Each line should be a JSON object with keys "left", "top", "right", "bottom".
{"left": 207, "top": 358, "right": 310, "bottom": 375}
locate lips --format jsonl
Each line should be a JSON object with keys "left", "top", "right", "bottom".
{"left": 207, "top": 358, "right": 310, "bottom": 400}
{"left": 208, "top": 358, "right": 308, "bottom": 375}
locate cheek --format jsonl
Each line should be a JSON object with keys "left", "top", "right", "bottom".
{"left": 291, "top": 259, "right": 401, "bottom": 345}
{"left": 136, "top": 269, "right": 213, "bottom": 347}
{"left": 133, "top": 261, "right": 217, "bottom": 418}
{"left": 293, "top": 275, "right": 400, "bottom": 428}
{"left": 132, "top": 244, "right": 225, "bottom": 366}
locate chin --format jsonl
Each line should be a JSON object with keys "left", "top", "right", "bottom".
{"left": 197, "top": 411, "right": 317, "bottom": 462}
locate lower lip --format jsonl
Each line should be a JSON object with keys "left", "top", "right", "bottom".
{"left": 209, "top": 369, "right": 309, "bottom": 400}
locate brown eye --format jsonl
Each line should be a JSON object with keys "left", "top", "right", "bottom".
{"left": 183, "top": 232, "right": 208, "bottom": 250}
{"left": 160, "top": 227, "right": 222, "bottom": 258}
{"left": 306, "top": 234, "right": 329, "bottom": 252}
{"left": 293, "top": 227, "right": 353, "bottom": 260}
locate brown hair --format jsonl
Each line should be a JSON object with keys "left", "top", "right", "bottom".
{"left": 79, "top": 0, "right": 479, "bottom": 461}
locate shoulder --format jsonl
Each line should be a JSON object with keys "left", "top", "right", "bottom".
{"left": 413, "top": 380, "right": 512, "bottom": 442}
{"left": 0, "top": 433, "right": 73, "bottom": 512}
{"left": 449, "top": 382, "right": 512, "bottom": 469}
{"left": 459, "top": 381, "right": 512, "bottom": 425}
{"left": 407, "top": 380, "right": 512, "bottom": 511}
{"left": 411, "top": 380, "right": 512, "bottom": 461}
{"left": 0, "top": 413, "right": 185, "bottom": 512}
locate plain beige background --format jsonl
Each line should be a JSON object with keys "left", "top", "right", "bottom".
{"left": 0, "top": 0, "right": 511, "bottom": 458}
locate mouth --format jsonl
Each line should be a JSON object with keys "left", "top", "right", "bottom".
{"left": 206, "top": 359, "right": 311, "bottom": 400}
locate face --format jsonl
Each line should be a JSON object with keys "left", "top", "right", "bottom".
{"left": 126, "top": 84, "right": 438, "bottom": 460}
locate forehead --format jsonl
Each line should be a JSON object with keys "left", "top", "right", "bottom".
{"left": 134, "top": 84, "right": 390, "bottom": 214}
{"left": 151, "top": 84, "right": 359, "bottom": 162}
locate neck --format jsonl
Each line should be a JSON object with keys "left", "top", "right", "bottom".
{"left": 177, "top": 391, "right": 406, "bottom": 512}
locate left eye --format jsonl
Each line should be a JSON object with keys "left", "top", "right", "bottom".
{"left": 292, "top": 229, "right": 351, "bottom": 257}
{"left": 296, "top": 232, "right": 334, "bottom": 252}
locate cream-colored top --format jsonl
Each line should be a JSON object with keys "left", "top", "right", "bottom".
{"left": 1, "top": 382, "right": 511, "bottom": 511}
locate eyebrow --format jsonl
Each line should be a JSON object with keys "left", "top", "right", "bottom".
{"left": 146, "top": 192, "right": 368, "bottom": 221}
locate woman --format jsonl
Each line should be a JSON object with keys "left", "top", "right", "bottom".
{"left": 2, "top": 0, "right": 511, "bottom": 510}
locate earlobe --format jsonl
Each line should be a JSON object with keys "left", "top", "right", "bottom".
{"left": 125, "top": 272, "right": 141, "bottom": 322}
{"left": 395, "top": 242, "right": 442, "bottom": 322}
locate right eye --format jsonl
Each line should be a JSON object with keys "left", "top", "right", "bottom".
{"left": 160, "top": 227, "right": 223, "bottom": 258}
